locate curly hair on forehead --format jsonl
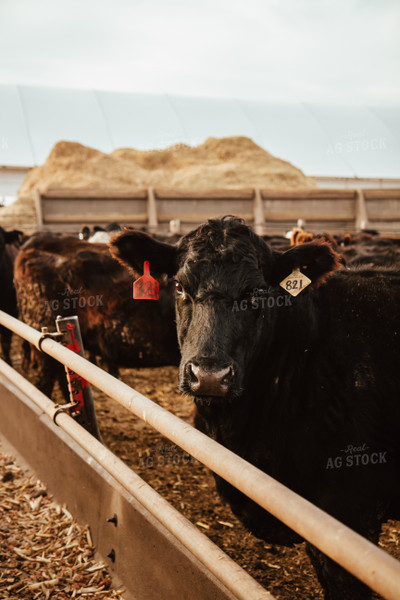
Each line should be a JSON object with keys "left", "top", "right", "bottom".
{"left": 178, "top": 216, "right": 268, "bottom": 257}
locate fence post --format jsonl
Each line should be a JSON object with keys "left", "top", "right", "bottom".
{"left": 55, "top": 315, "right": 102, "bottom": 441}
{"left": 253, "top": 188, "right": 264, "bottom": 235}
{"left": 147, "top": 187, "right": 158, "bottom": 232}
{"left": 355, "top": 189, "right": 369, "bottom": 231}
{"left": 34, "top": 188, "right": 44, "bottom": 229}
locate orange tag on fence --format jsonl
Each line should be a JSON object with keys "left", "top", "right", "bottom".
{"left": 133, "top": 260, "right": 159, "bottom": 300}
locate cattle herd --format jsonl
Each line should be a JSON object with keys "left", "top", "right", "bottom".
{"left": 1, "top": 217, "right": 400, "bottom": 600}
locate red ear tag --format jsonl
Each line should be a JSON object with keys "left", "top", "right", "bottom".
{"left": 133, "top": 260, "right": 159, "bottom": 300}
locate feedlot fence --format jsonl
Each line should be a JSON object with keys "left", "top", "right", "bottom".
{"left": 0, "top": 310, "right": 400, "bottom": 600}
{"left": 34, "top": 187, "right": 400, "bottom": 235}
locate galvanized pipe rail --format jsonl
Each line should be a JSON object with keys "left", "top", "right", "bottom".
{"left": 0, "top": 357, "right": 270, "bottom": 600}
{"left": 1, "top": 310, "right": 400, "bottom": 599}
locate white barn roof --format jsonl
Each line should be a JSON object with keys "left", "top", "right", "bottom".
{"left": 0, "top": 84, "right": 399, "bottom": 178}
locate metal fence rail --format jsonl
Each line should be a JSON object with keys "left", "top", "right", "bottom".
{"left": 1, "top": 309, "right": 400, "bottom": 599}
{"left": 0, "top": 357, "right": 270, "bottom": 600}
{"left": 33, "top": 186, "right": 400, "bottom": 235}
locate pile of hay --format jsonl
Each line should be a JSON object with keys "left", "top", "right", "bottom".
{"left": 1, "top": 136, "right": 316, "bottom": 228}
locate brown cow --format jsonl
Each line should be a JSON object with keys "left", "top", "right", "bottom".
{"left": 14, "top": 232, "right": 179, "bottom": 399}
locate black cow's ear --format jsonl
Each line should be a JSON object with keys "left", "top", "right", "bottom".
{"left": 109, "top": 230, "right": 178, "bottom": 278}
{"left": 271, "top": 239, "right": 343, "bottom": 288}
{"left": 4, "top": 230, "right": 23, "bottom": 244}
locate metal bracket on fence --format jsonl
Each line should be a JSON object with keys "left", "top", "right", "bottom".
{"left": 52, "top": 401, "right": 80, "bottom": 424}
{"left": 55, "top": 315, "right": 102, "bottom": 441}
{"left": 37, "top": 327, "right": 63, "bottom": 352}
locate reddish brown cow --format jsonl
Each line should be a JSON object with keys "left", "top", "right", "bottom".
{"left": 14, "top": 232, "right": 179, "bottom": 399}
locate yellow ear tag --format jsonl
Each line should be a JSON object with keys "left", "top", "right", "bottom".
{"left": 280, "top": 268, "right": 311, "bottom": 297}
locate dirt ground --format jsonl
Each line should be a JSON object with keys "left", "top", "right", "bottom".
{"left": 7, "top": 336, "right": 400, "bottom": 600}
{"left": 0, "top": 447, "right": 126, "bottom": 599}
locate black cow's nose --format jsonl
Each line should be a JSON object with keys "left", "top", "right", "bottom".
{"left": 186, "top": 363, "right": 234, "bottom": 397}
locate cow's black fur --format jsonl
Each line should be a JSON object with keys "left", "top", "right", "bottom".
{"left": 0, "top": 227, "right": 23, "bottom": 364}
{"left": 111, "top": 216, "right": 400, "bottom": 600}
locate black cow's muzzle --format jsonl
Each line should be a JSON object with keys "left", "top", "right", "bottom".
{"left": 185, "top": 362, "right": 235, "bottom": 397}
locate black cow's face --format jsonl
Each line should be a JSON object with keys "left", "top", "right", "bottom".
{"left": 172, "top": 228, "right": 274, "bottom": 403}
{"left": 110, "top": 217, "right": 341, "bottom": 406}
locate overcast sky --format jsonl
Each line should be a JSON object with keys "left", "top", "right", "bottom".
{"left": 0, "top": 0, "right": 399, "bottom": 105}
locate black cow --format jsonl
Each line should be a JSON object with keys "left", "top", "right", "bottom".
{"left": 110, "top": 216, "right": 400, "bottom": 600}
{"left": 341, "top": 235, "right": 400, "bottom": 268}
{"left": 14, "top": 233, "right": 180, "bottom": 399}
{"left": 0, "top": 227, "right": 23, "bottom": 364}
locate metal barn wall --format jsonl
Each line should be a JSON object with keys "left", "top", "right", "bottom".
{"left": 0, "top": 84, "right": 399, "bottom": 179}
{"left": 0, "top": 167, "right": 30, "bottom": 205}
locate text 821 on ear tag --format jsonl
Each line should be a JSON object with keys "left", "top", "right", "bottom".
{"left": 133, "top": 260, "right": 159, "bottom": 300}
{"left": 280, "top": 268, "right": 311, "bottom": 297}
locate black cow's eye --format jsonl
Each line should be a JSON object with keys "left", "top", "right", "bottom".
{"left": 175, "top": 282, "right": 184, "bottom": 296}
